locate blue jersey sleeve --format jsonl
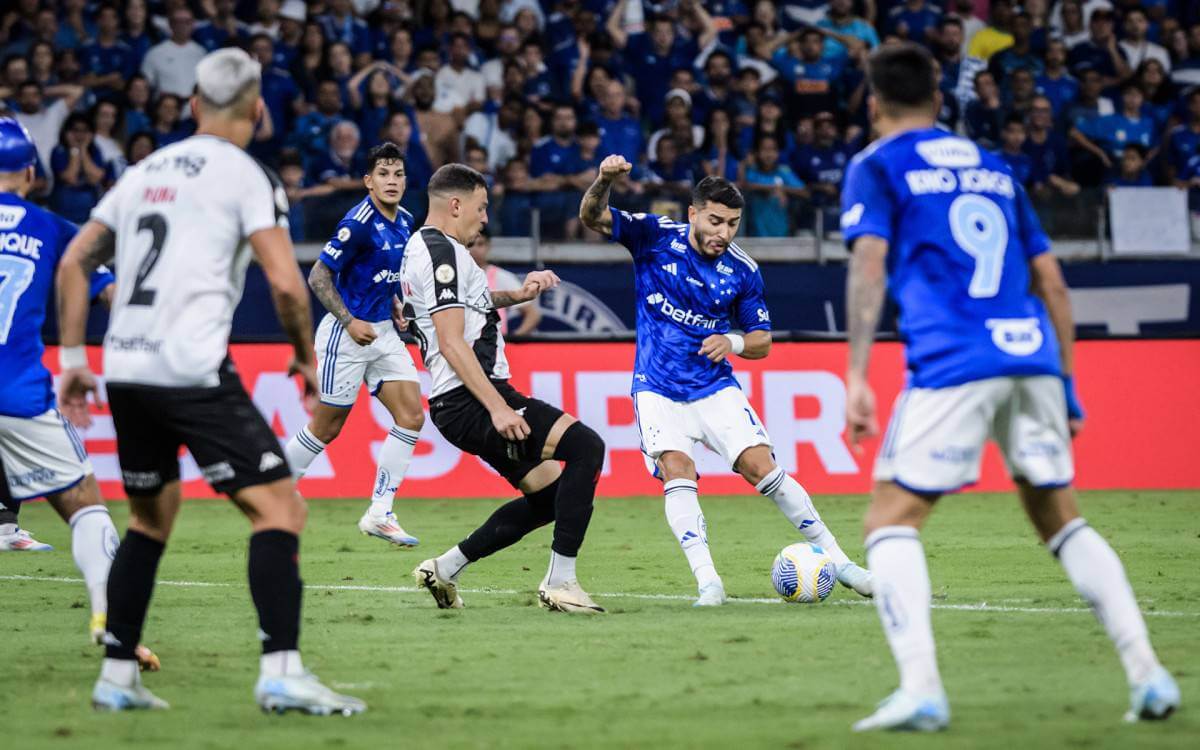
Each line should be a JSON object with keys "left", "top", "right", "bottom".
{"left": 89, "top": 265, "right": 115, "bottom": 301}
{"left": 840, "top": 155, "right": 896, "bottom": 246}
{"left": 319, "top": 218, "right": 368, "bottom": 272}
{"left": 734, "top": 268, "right": 771, "bottom": 333}
{"left": 1015, "top": 182, "right": 1051, "bottom": 259}
{"left": 608, "top": 208, "right": 663, "bottom": 259}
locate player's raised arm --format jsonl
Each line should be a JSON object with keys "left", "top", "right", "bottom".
{"left": 55, "top": 219, "right": 115, "bottom": 426}
{"left": 490, "top": 269, "right": 561, "bottom": 308}
{"left": 845, "top": 235, "right": 889, "bottom": 447}
{"left": 578, "top": 154, "right": 633, "bottom": 237}
{"left": 250, "top": 225, "right": 319, "bottom": 407}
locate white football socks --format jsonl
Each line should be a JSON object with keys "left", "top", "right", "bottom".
{"left": 756, "top": 467, "right": 850, "bottom": 567}
{"left": 284, "top": 426, "right": 326, "bottom": 480}
{"left": 664, "top": 479, "right": 720, "bottom": 588}
{"left": 69, "top": 504, "right": 118, "bottom": 616}
{"left": 435, "top": 545, "right": 471, "bottom": 581}
{"left": 1050, "top": 518, "right": 1162, "bottom": 686}
{"left": 0, "top": 522, "right": 17, "bottom": 536}
{"left": 866, "top": 526, "right": 944, "bottom": 697}
{"left": 369, "top": 426, "right": 419, "bottom": 518}
{"left": 260, "top": 649, "right": 306, "bottom": 678}
{"left": 545, "top": 551, "right": 577, "bottom": 587}
{"left": 100, "top": 657, "right": 139, "bottom": 687}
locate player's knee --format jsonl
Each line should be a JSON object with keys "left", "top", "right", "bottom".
{"left": 309, "top": 419, "right": 344, "bottom": 444}
{"left": 393, "top": 408, "right": 425, "bottom": 433}
{"left": 553, "top": 421, "right": 605, "bottom": 477}
{"left": 734, "top": 448, "right": 775, "bottom": 486}
{"left": 658, "top": 452, "right": 697, "bottom": 482}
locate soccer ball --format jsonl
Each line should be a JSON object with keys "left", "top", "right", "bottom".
{"left": 771, "top": 542, "right": 837, "bottom": 603}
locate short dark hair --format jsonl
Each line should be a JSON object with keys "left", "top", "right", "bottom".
{"left": 428, "top": 163, "right": 488, "bottom": 198}
{"left": 868, "top": 43, "right": 937, "bottom": 110}
{"left": 366, "top": 141, "right": 405, "bottom": 173}
{"left": 939, "top": 17, "right": 964, "bottom": 31}
{"left": 1003, "top": 113, "right": 1026, "bottom": 129}
{"left": 1123, "top": 143, "right": 1148, "bottom": 159}
{"left": 692, "top": 175, "right": 744, "bottom": 209}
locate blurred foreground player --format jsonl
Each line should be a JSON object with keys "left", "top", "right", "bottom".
{"left": 0, "top": 117, "right": 158, "bottom": 669}
{"left": 579, "top": 160, "right": 872, "bottom": 606}
{"left": 56, "top": 49, "right": 363, "bottom": 715}
{"left": 842, "top": 43, "right": 1179, "bottom": 731}
{"left": 404, "top": 165, "right": 607, "bottom": 613}
{"left": 282, "top": 142, "right": 423, "bottom": 548}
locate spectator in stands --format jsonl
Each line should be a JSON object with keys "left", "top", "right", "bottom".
{"left": 379, "top": 110, "right": 431, "bottom": 219}
{"left": 1036, "top": 39, "right": 1079, "bottom": 118}
{"left": 195, "top": 0, "right": 248, "bottom": 53}
{"left": 520, "top": 38, "right": 557, "bottom": 113}
{"left": 645, "top": 136, "right": 694, "bottom": 204}
{"left": 409, "top": 71, "right": 461, "bottom": 166}
{"left": 933, "top": 59, "right": 961, "bottom": 131}
{"left": 1165, "top": 89, "right": 1200, "bottom": 184}
{"left": 306, "top": 119, "right": 366, "bottom": 195}
{"left": 482, "top": 24, "right": 521, "bottom": 92}
{"left": 15, "top": 80, "right": 84, "bottom": 173}
{"left": 121, "top": 0, "right": 159, "bottom": 70}
{"left": 385, "top": 26, "right": 416, "bottom": 76}
{"left": 294, "top": 20, "right": 328, "bottom": 97}
{"left": 319, "top": 0, "right": 372, "bottom": 57}
{"left": 80, "top": 5, "right": 135, "bottom": 99}
{"left": 693, "top": 50, "right": 736, "bottom": 127}
{"left": 887, "top": 0, "right": 942, "bottom": 47}
{"left": 696, "top": 108, "right": 741, "bottom": 182}
{"left": 1108, "top": 143, "right": 1152, "bottom": 188}
{"left": 648, "top": 89, "right": 703, "bottom": 159}
{"left": 149, "top": 93, "right": 192, "bottom": 148}
{"left": 55, "top": 0, "right": 93, "bottom": 51}
{"left": 742, "top": 134, "right": 806, "bottom": 237}
{"left": 744, "top": 94, "right": 795, "bottom": 162}
{"left": 245, "top": 0, "right": 284, "bottom": 39}
{"left": 274, "top": 1, "right": 306, "bottom": 69}
{"left": 967, "top": 0, "right": 1016, "bottom": 61}
{"left": 50, "top": 113, "right": 112, "bottom": 224}
{"left": 1067, "top": 8, "right": 1130, "bottom": 89}
{"left": 499, "top": 157, "right": 534, "bottom": 235}
{"left": 529, "top": 103, "right": 593, "bottom": 239}
{"left": 124, "top": 130, "right": 155, "bottom": 167}
{"left": 468, "top": 231, "right": 541, "bottom": 336}
{"left": 347, "top": 63, "right": 406, "bottom": 149}
{"left": 140, "top": 7, "right": 206, "bottom": 98}
{"left": 437, "top": 33, "right": 487, "bottom": 113}
{"left": 1024, "top": 95, "right": 1081, "bottom": 198}
{"left": 463, "top": 143, "right": 496, "bottom": 193}
{"left": 1137, "top": 59, "right": 1175, "bottom": 134}
{"left": 792, "top": 111, "right": 849, "bottom": 221}
{"left": 1064, "top": 68, "right": 1113, "bottom": 130}
{"left": 935, "top": 17, "right": 965, "bottom": 95}
{"left": 91, "top": 99, "right": 127, "bottom": 176}
{"left": 123, "top": 74, "right": 152, "bottom": 136}
{"left": 965, "top": 70, "right": 1005, "bottom": 149}
{"left": 1006, "top": 68, "right": 1038, "bottom": 120}
{"left": 463, "top": 94, "right": 520, "bottom": 171}
{"left": 249, "top": 34, "right": 303, "bottom": 159}
{"left": 817, "top": 0, "right": 880, "bottom": 62}
{"left": 326, "top": 42, "right": 357, "bottom": 106}
{"left": 1072, "top": 81, "right": 1157, "bottom": 168}
{"left": 995, "top": 114, "right": 1035, "bottom": 188}
{"left": 990, "top": 11, "right": 1043, "bottom": 84}
{"left": 766, "top": 27, "right": 841, "bottom": 119}
{"left": 1171, "top": 24, "right": 1200, "bottom": 89}
{"left": 1055, "top": 0, "right": 1089, "bottom": 50}
{"left": 595, "top": 79, "right": 643, "bottom": 172}
{"left": 1121, "top": 8, "right": 1170, "bottom": 73}
{"left": 0, "top": 56, "right": 29, "bottom": 100}
{"left": 731, "top": 65, "right": 763, "bottom": 135}
{"left": 28, "top": 41, "right": 59, "bottom": 90}
{"left": 290, "top": 79, "right": 344, "bottom": 161}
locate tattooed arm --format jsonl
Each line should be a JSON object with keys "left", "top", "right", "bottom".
{"left": 579, "top": 154, "right": 633, "bottom": 236}
{"left": 308, "top": 260, "right": 377, "bottom": 345}
{"left": 55, "top": 220, "right": 116, "bottom": 426}
{"left": 491, "top": 270, "right": 561, "bottom": 308}
{"left": 844, "top": 235, "right": 889, "bottom": 448}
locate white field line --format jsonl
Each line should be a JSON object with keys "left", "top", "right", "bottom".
{"left": 2, "top": 574, "right": 1197, "bottom": 618}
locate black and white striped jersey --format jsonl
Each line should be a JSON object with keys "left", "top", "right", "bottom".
{"left": 400, "top": 226, "right": 508, "bottom": 398}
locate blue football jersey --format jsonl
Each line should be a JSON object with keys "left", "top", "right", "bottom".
{"left": 841, "top": 128, "right": 1061, "bottom": 388}
{"left": 317, "top": 196, "right": 414, "bottom": 323}
{"left": 609, "top": 208, "right": 771, "bottom": 402}
{"left": 0, "top": 192, "right": 114, "bottom": 418}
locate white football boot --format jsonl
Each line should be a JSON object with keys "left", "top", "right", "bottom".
{"left": 837, "top": 562, "right": 874, "bottom": 597}
{"left": 412, "top": 559, "right": 464, "bottom": 609}
{"left": 92, "top": 672, "right": 169, "bottom": 712}
{"left": 255, "top": 672, "right": 366, "bottom": 716}
{"left": 853, "top": 689, "right": 950, "bottom": 732}
{"left": 537, "top": 580, "right": 605, "bottom": 614}
{"left": 357, "top": 511, "right": 419, "bottom": 547}
{"left": 0, "top": 527, "right": 52, "bottom": 551}
{"left": 694, "top": 578, "right": 728, "bottom": 607}
{"left": 1125, "top": 666, "right": 1180, "bottom": 723}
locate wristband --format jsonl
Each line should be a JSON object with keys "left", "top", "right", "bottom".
{"left": 723, "top": 333, "right": 745, "bottom": 356}
{"left": 1061, "top": 374, "right": 1084, "bottom": 421}
{"left": 60, "top": 345, "right": 88, "bottom": 370}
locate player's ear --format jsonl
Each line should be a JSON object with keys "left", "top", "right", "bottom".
{"left": 189, "top": 95, "right": 200, "bottom": 122}
{"left": 687, "top": 203, "right": 697, "bottom": 224}
{"left": 931, "top": 89, "right": 943, "bottom": 120}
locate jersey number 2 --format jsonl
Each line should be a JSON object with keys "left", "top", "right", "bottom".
{"left": 948, "top": 194, "right": 1007, "bottom": 299}
{"left": 129, "top": 213, "right": 167, "bottom": 306}
{"left": 0, "top": 255, "right": 36, "bottom": 345}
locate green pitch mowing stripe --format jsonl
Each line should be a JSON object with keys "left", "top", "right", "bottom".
{"left": 2, "top": 491, "right": 1198, "bottom": 750}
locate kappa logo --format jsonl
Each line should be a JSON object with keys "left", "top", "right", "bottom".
{"left": 439, "top": 288, "right": 456, "bottom": 301}
{"left": 661, "top": 262, "right": 677, "bottom": 275}
{"left": 716, "top": 262, "right": 734, "bottom": 275}
{"left": 258, "top": 452, "right": 284, "bottom": 472}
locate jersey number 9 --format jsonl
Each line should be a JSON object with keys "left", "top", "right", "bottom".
{"left": 948, "top": 194, "right": 1008, "bottom": 299}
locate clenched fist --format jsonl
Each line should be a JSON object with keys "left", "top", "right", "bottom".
{"left": 598, "top": 154, "right": 633, "bottom": 181}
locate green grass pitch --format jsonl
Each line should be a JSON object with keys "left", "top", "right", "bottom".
{"left": 2, "top": 491, "right": 1198, "bottom": 749}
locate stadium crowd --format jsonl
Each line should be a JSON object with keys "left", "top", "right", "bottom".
{"left": 3, "top": 0, "right": 1200, "bottom": 240}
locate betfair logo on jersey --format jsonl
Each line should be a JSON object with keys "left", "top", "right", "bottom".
{"left": 373, "top": 269, "right": 403, "bottom": 284}
{"left": 661, "top": 262, "right": 677, "bottom": 275}
{"left": 645, "top": 293, "right": 719, "bottom": 329}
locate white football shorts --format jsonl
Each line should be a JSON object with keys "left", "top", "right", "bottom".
{"left": 873, "top": 375, "right": 1074, "bottom": 493}
{"left": 0, "top": 409, "right": 94, "bottom": 501}
{"left": 315, "top": 314, "right": 419, "bottom": 407}
{"left": 635, "top": 386, "right": 772, "bottom": 475}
